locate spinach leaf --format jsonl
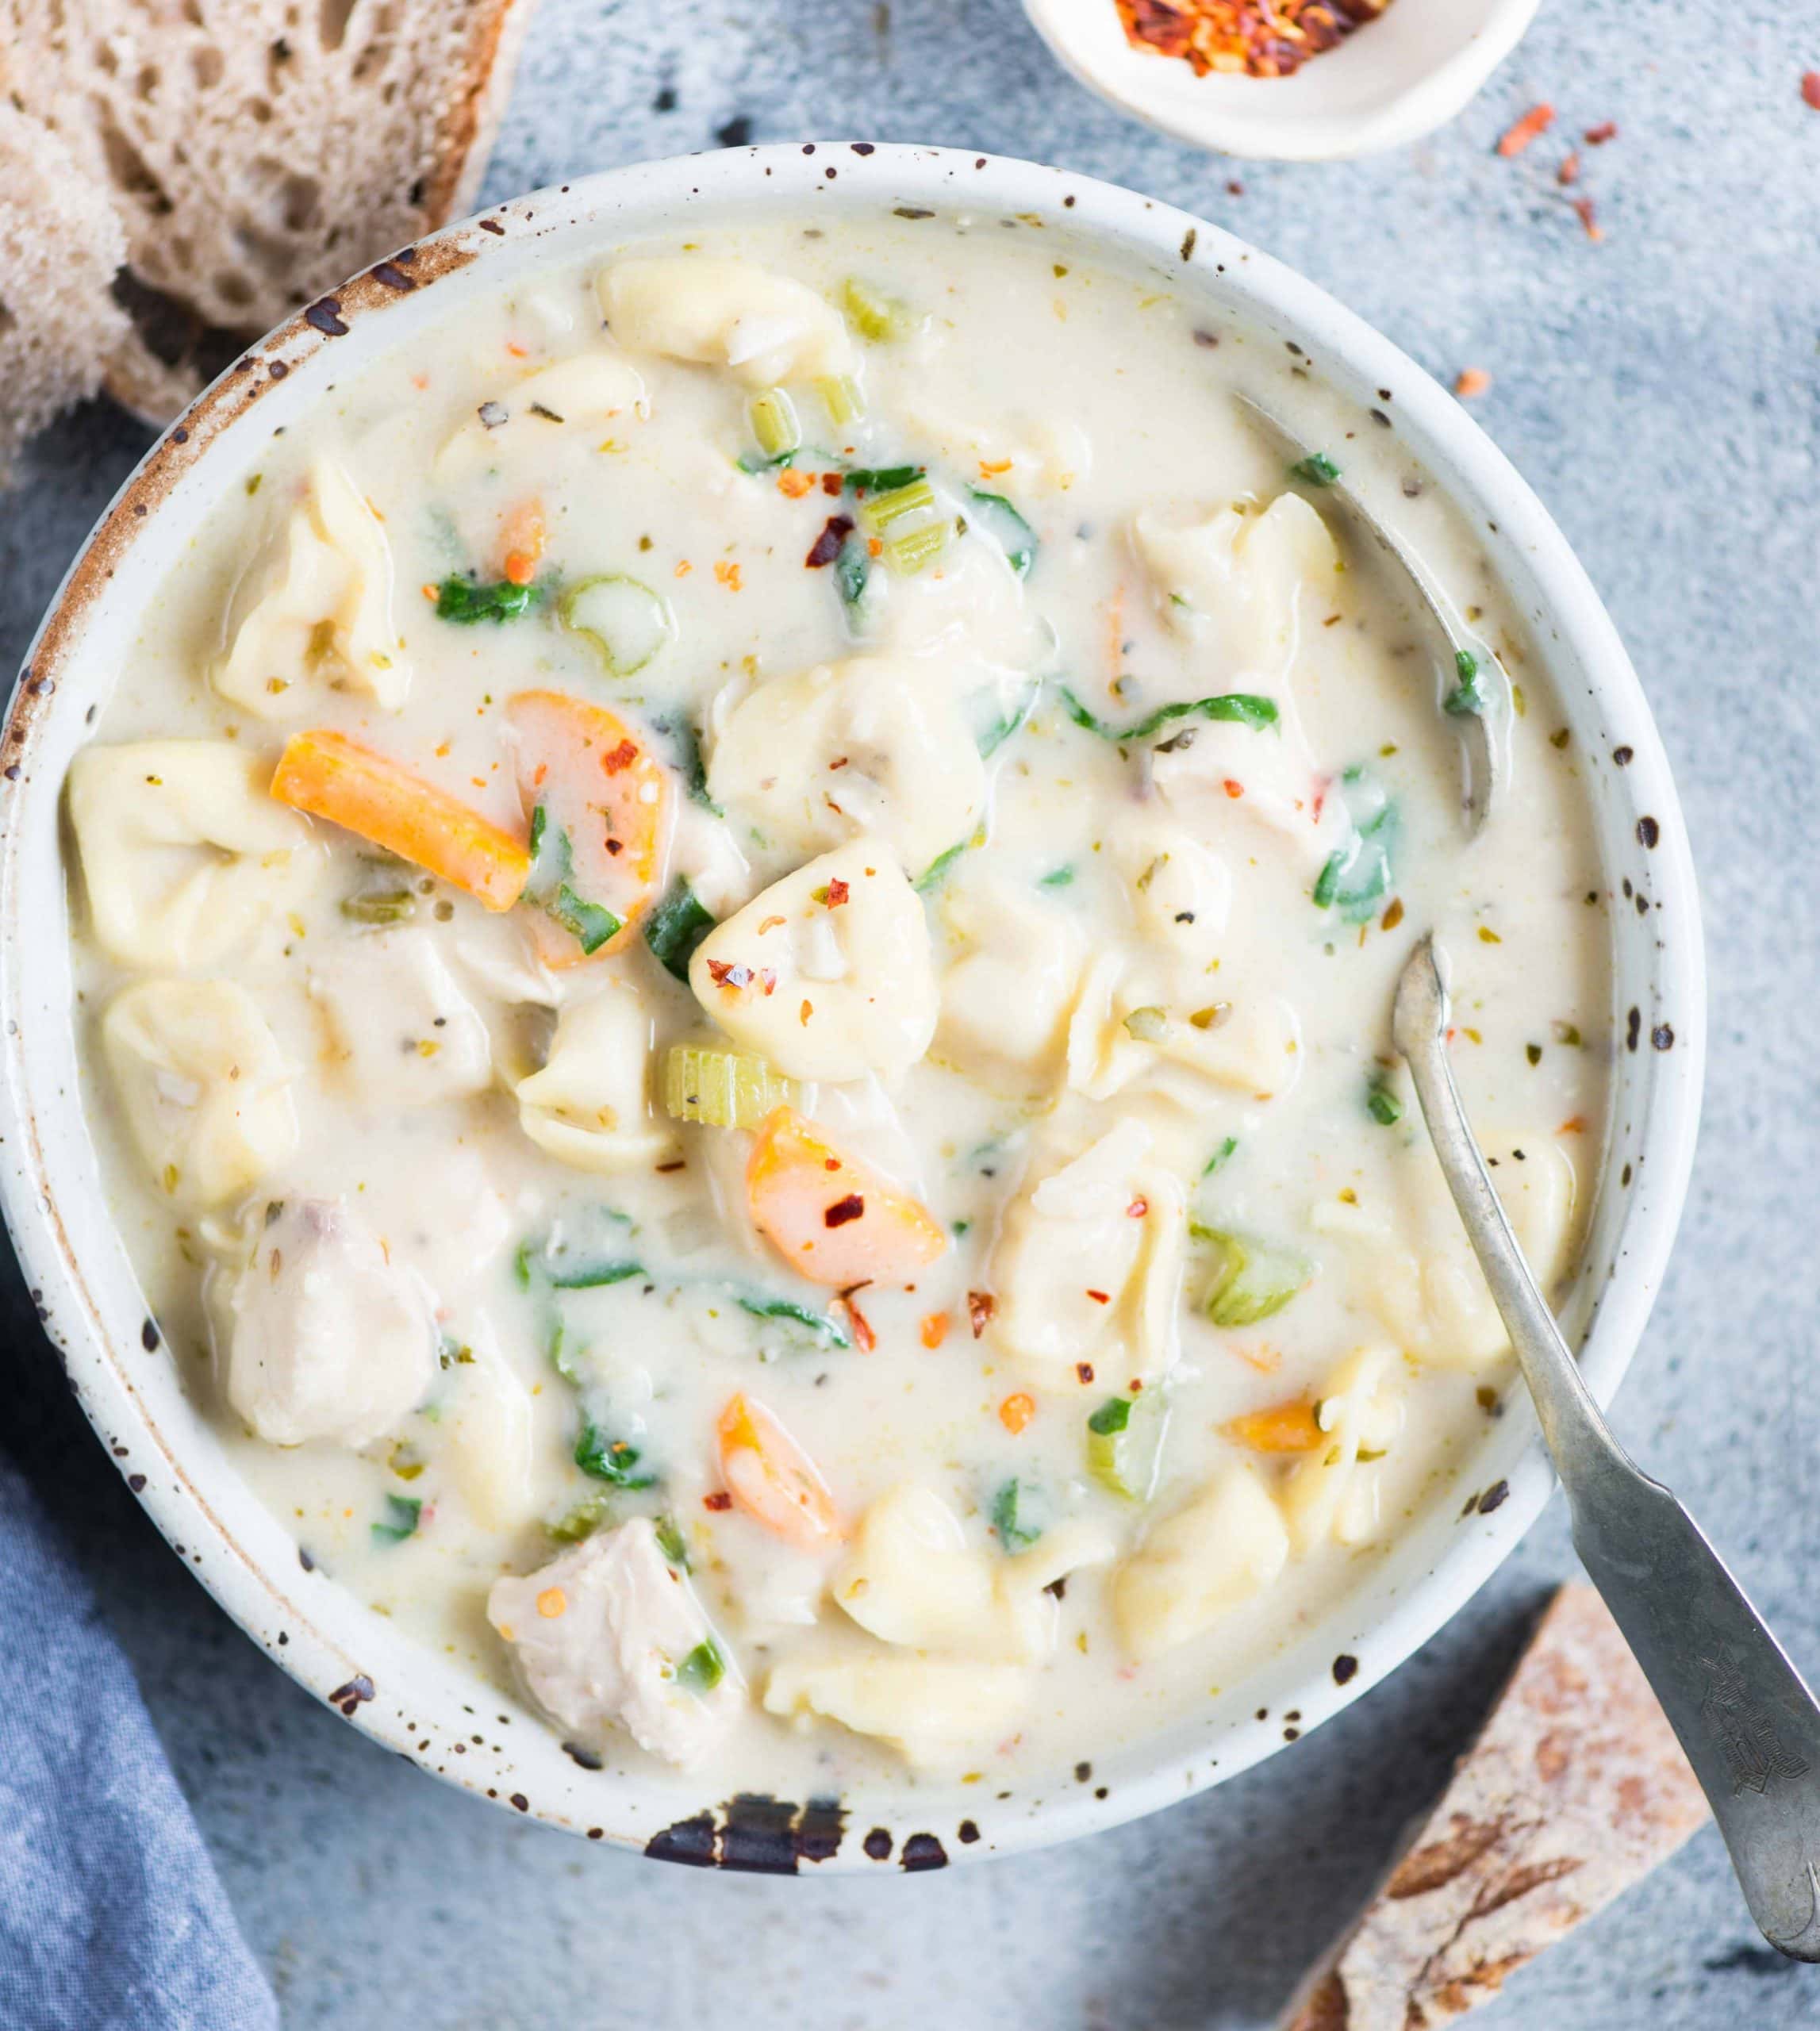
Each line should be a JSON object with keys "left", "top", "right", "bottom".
{"left": 434, "top": 574, "right": 537, "bottom": 624}
{"left": 546, "top": 1492, "right": 615, "bottom": 1543}
{"left": 655, "top": 1517, "right": 691, "bottom": 1568}
{"left": 1312, "top": 766, "right": 1399, "bottom": 923}
{"left": 843, "top": 464, "right": 925, "bottom": 494}
{"left": 644, "top": 880, "right": 717, "bottom": 982}
{"left": 1087, "top": 1396, "right": 1133, "bottom": 1437}
{"left": 574, "top": 1422, "right": 657, "bottom": 1489}
{"left": 371, "top": 1493, "right": 422, "bottom": 1545}
{"left": 991, "top": 1478, "right": 1044, "bottom": 1553}
{"left": 1058, "top": 685, "right": 1279, "bottom": 743}
{"left": 966, "top": 489, "right": 1037, "bottom": 577}
{"left": 735, "top": 1293, "right": 853, "bottom": 1351}
{"left": 1288, "top": 451, "right": 1342, "bottom": 486}
{"left": 525, "top": 806, "right": 621, "bottom": 955}
{"left": 1442, "top": 647, "right": 1487, "bottom": 716}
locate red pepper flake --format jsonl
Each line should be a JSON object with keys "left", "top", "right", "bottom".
{"left": 825, "top": 877, "right": 850, "bottom": 907}
{"left": 705, "top": 959, "right": 750, "bottom": 989}
{"left": 1572, "top": 195, "right": 1603, "bottom": 242}
{"left": 757, "top": 969, "right": 778, "bottom": 996}
{"left": 1453, "top": 367, "right": 1492, "bottom": 399}
{"left": 605, "top": 836, "right": 624, "bottom": 856}
{"left": 601, "top": 738, "right": 639, "bottom": 774}
{"left": 1223, "top": 778, "right": 1244, "bottom": 799}
{"left": 1496, "top": 102, "right": 1555, "bottom": 156}
{"left": 704, "top": 1491, "right": 733, "bottom": 1511}
{"left": 821, "top": 471, "right": 844, "bottom": 497}
{"left": 1085, "top": 1288, "right": 1112, "bottom": 1306}
{"left": 757, "top": 915, "right": 786, "bottom": 933}
{"left": 1114, "top": 0, "right": 1378, "bottom": 79}
{"left": 655, "top": 1159, "right": 686, "bottom": 1173}
{"left": 828, "top": 755, "right": 849, "bottom": 770}
{"left": 1584, "top": 118, "right": 1618, "bottom": 143}
{"left": 1556, "top": 151, "right": 1581, "bottom": 186}
{"left": 824, "top": 1193, "right": 866, "bottom": 1228}
{"left": 1126, "top": 1197, "right": 1149, "bottom": 1219}
{"left": 920, "top": 1312, "right": 949, "bottom": 1350}
{"left": 837, "top": 1288, "right": 877, "bottom": 1353}
{"left": 800, "top": 998, "right": 813, "bottom": 1027}
{"left": 805, "top": 515, "right": 854, "bottom": 568}
{"left": 1076, "top": 1361, "right": 1095, "bottom": 1385}
{"left": 824, "top": 1156, "right": 842, "bottom": 1173}
{"left": 967, "top": 1290, "right": 996, "bottom": 1338}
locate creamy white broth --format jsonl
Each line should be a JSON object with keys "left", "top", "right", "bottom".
{"left": 66, "top": 214, "right": 1611, "bottom": 1795}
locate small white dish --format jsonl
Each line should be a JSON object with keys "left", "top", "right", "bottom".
{"left": 1020, "top": 0, "right": 1542, "bottom": 160}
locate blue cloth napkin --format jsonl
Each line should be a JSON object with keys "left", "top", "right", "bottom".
{"left": 0, "top": 1453, "right": 278, "bottom": 2031}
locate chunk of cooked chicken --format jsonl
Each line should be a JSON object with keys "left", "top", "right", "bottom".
{"left": 224, "top": 1198, "right": 436, "bottom": 1448}
{"left": 489, "top": 1518, "right": 740, "bottom": 1768}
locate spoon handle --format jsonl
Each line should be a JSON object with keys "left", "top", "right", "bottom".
{"left": 1395, "top": 934, "right": 1820, "bottom": 1960}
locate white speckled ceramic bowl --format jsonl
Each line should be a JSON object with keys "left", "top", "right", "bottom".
{"left": 0, "top": 144, "right": 1702, "bottom": 1875}
{"left": 1020, "top": 0, "right": 1541, "bottom": 161}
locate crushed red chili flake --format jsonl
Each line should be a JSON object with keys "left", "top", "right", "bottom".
{"left": 821, "top": 471, "right": 844, "bottom": 497}
{"left": 1584, "top": 119, "right": 1618, "bottom": 143}
{"left": 1076, "top": 1362, "right": 1096, "bottom": 1384}
{"left": 967, "top": 1290, "right": 996, "bottom": 1338}
{"left": 825, "top": 877, "right": 850, "bottom": 907}
{"left": 837, "top": 1289, "right": 877, "bottom": 1352}
{"left": 601, "top": 738, "right": 639, "bottom": 774}
{"left": 1115, "top": 0, "right": 1390, "bottom": 80}
{"left": 824, "top": 1193, "right": 866, "bottom": 1228}
{"left": 1496, "top": 102, "right": 1555, "bottom": 156}
{"left": 824, "top": 1157, "right": 842, "bottom": 1172}
{"left": 1556, "top": 151, "right": 1581, "bottom": 186}
{"left": 704, "top": 1491, "right": 733, "bottom": 1511}
{"left": 1572, "top": 195, "right": 1603, "bottom": 242}
{"left": 805, "top": 515, "right": 854, "bottom": 568}
{"left": 705, "top": 959, "right": 751, "bottom": 989}
{"left": 605, "top": 836, "right": 624, "bottom": 856}
{"left": 1126, "top": 1197, "right": 1149, "bottom": 1218}
{"left": 800, "top": 998, "right": 813, "bottom": 1026}
{"left": 1223, "top": 778, "right": 1244, "bottom": 798}
{"left": 1453, "top": 367, "right": 1492, "bottom": 399}
{"left": 1086, "top": 1288, "right": 1112, "bottom": 1305}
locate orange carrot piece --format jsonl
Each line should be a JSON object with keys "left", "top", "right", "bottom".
{"left": 746, "top": 1108, "right": 946, "bottom": 1288}
{"left": 1223, "top": 1398, "right": 1326, "bottom": 1453}
{"left": 920, "top": 1311, "right": 950, "bottom": 1350}
{"left": 716, "top": 1392, "right": 843, "bottom": 1549}
{"left": 999, "top": 1392, "right": 1035, "bottom": 1434}
{"left": 271, "top": 730, "right": 529, "bottom": 912}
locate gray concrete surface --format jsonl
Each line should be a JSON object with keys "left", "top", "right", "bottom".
{"left": 5, "top": 1, "right": 1819, "bottom": 2023}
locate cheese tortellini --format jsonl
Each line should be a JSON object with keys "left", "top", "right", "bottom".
{"left": 102, "top": 978, "right": 298, "bottom": 1207}
{"left": 989, "top": 1119, "right": 1188, "bottom": 1386}
{"left": 1065, "top": 953, "right": 1303, "bottom": 1107}
{"left": 1113, "top": 1465, "right": 1290, "bottom": 1663}
{"left": 443, "top": 1326, "right": 538, "bottom": 1533}
{"left": 689, "top": 839, "right": 937, "bottom": 1082}
{"left": 598, "top": 257, "right": 854, "bottom": 388}
{"left": 515, "top": 981, "right": 674, "bottom": 1173}
{"left": 69, "top": 740, "right": 324, "bottom": 971}
{"left": 762, "top": 1653, "right": 1031, "bottom": 1768}
{"left": 935, "top": 877, "right": 1085, "bottom": 1094}
{"left": 436, "top": 349, "right": 647, "bottom": 478}
{"left": 1280, "top": 1345, "right": 1406, "bottom": 1553}
{"left": 309, "top": 929, "right": 492, "bottom": 1108}
{"left": 831, "top": 1484, "right": 1115, "bottom": 1664}
{"left": 214, "top": 456, "right": 409, "bottom": 716}
{"left": 707, "top": 655, "right": 986, "bottom": 881}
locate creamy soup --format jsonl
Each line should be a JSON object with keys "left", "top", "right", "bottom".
{"left": 64, "top": 213, "right": 1610, "bottom": 1794}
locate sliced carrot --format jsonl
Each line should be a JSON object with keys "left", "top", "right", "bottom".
{"left": 1223, "top": 1397, "right": 1325, "bottom": 1453}
{"left": 270, "top": 730, "right": 529, "bottom": 912}
{"left": 716, "top": 1392, "right": 843, "bottom": 1549}
{"left": 506, "top": 689, "right": 672, "bottom": 964}
{"left": 746, "top": 1108, "right": 946, "bottom": 1288}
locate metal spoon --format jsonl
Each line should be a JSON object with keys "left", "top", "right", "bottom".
{"left": 1393, "top": 932, "right": 1820, "bottom": 1961}
{"left": 1235, "top": 393, "right": 1503, "bottom": 836}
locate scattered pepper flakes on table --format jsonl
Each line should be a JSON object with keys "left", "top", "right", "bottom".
{"left": 1572, "top": 196, "right": 1603, "bottom": 242}
{"left": 1453, "top": 367, "right": 1492, "bottom": 400}
{"left": 1496, "top": 102, "right": 1556, "bottom": 156}
{"left": 1557, "top": 150, "right": 1581, "bottom": 186}
{"left": 1584, "top": 118, "right": 1619, "bottom": 143}
{"left": 1114, "top": 0, "right": 1390, "bottom": 80}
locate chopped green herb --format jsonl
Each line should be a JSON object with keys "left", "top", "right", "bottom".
{"left": 735, "top": 1293, "right": 853, "bottom": 1351}
{"left": 991, "top": 1478, "right": 1044, "bottom": 1553}
{"left": 649, "top": 712, "right": 718, "bottom": 811}
{"left": 974, "top": 676, "right": 1040, "bottom": 758}
{"left": 1526, "top": 1042, "right": 1543, "bottom": 1066}
{"left": 915, "top": 837, "right": 971, "bottom": 893}
{"left": 1085, "top": 1393, "right": 1169, "bottom": 1502}
{"left": 1366, "top": 1073, "right": 1403, "bottom": 1126}
{"left": 435, "top": 574, "right": 536, "bottom": 624}
{"left": 574, "top": 1422, "right": 657, "bottom": 1489}
{"left": 644, "top": 880, "right": 717, "bottom": 981}
{"left": 676, "top": 1638, "right": 726, "bottom": 1694}
{"left": 1442, "top": 647, "right": 1487, "bottom": 717}
{"left": 1039, "top": 866, "right": 1075, "bottom": 889}
{"left": 841, "top": 278, "right": 914, "bottom": 343}
{"left": 1192, "top": 1227, "right": 1311, "bottom": 1327}
{"left": 843, "top": 463, "right": 926, "bottom": 496}
{"left": 546, "top": 1492, "right": 615, "bottom": 1544}
{"left": 835, "top": 533, "right": 872, "bottom": 621}
{"left": 525, "top": 806, "right": 621, "bottom": 955}
{"left": 1313, "top": 767, "right": 1400, "bottom": 923}
{"left": 1058, "top": 685, "right": 1279, "bottom": 743}
{"left": 547, "top": 884, "right": 620, "bottom": 956}
{"left": 1289, "top": 451, "right": 1342, "bottom": 486}
{"left": 1087, "top": 1396, "right": 1133, "bottom": 1437}
{"left": 371, "top": 1493, "right": 422, "bottom": 1545}
{"left": 340, "top": 886, "right": 416, "bottom": 926}
{"left": 1204, "top": 1135, "right": 1239, "bottom": 1176}
{"left": 655, "top": 1517, "right": 690, "bottom": 1568}
{"left": 967, "top": 489, "right": 1038, "bottom": 577}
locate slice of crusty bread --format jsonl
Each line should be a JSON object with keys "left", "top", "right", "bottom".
{"left": 0, "top": 101, "right": 135, "bottom": 474}
{"left": 1278, "top": 1585, "right": 1710, "bottom": 2031}
{"left": 0, "top": 0, "right": 536, "bottom": 426}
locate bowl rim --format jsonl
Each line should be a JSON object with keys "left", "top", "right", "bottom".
{"left": 0, "top": 140, "right": 1705, "bottom": 1875}
{"left": 1018, "top": 0, "right": 1542, "bottom": 161}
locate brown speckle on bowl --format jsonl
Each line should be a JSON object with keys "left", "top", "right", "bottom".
{"left": 900, "top": 1833, "right": 947, "bottom": 1872}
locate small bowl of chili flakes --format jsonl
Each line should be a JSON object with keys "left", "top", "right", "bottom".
{"left": 1019, "top": 0, "right": 1541, "bottom": 159}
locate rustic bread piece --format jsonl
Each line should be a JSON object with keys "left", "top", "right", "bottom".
{"left": 0, "top": 102, "right": 135, "bottom": 474}
{"left": 0, "top": 0, "right": 536, "bottom": 422}
{"left": 1280, "top": 1584, "right": 1710, "bottom": 2031}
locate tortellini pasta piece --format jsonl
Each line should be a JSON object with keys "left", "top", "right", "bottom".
{"left": 214, "top": 456, "right": 409, "bottom": 716}
{"left": 1112, "top": 1465, "right": 1290, "bottom": 1663}
{"left": 1121, "top": 825, "right": 1233, "bottom": 978}
{"left": 1313, "top": 1134, "right": 1577, "bottom": 1369}
{"left": 688, "top": 839, "right": 937, "bottom": 1083}
{"left": 831, "top": 1484, "right": 1115, "bottom": 1664}
{"left": 309, "top": 928, "right": 492, "bottom": 1108}
{"left": 762, "top": 1653, "right": 1031, "bottom": 1768}
{"left": 443, "top": 1326, "right": 538, "bottom": 1532}
{"left": 515, "top": 981, "right": 675, "bottom": 1173}
{"left": 1280, "top": 1345, "right": 1406, "bottom": 1553}
{"left": 490, "top": 1519, "right": 740, "bottom": 1770}
{"left": 597, "top": 257, "right": 853, "bottom": 388}
{"left": 68, "top": 740, "right": 324, "bottom": 971}
{"left": 1065, "top": 952, "right": 1302, "bottom": 1106}
{"left": 989, "top": 1118, "right": 1188, "bottom": 1387}
{"left": 1132, "top": 491, "right": 1339, "bottom": 678}
{"left": 435, "top": 349, "right": 647, "bottom": 478}
{"left": 935, "top": 878, "right": 1085, "bottom": 1094}
{"left": 707, "top": 656, "right": 986, "bottom": 882}
{"left": 102, "top": 979, "right": 298, "bottom": 1208}
{"left": 223, "top": 1197, "right": 436, "bottom": 1447}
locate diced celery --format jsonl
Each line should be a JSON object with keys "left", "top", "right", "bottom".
{"left": 677, "top": 1638, "right": 725, "bottom": 1694}
{"left": 1192, "top": 1226, "right": 1311, "bottom": 1327}
{"left": 340, "top": 885, "right": 416, "bottom": 926}
{"left": 546, "top": 1492, "right": 615, "bottom": 1543}
{"left": 1085, "top": 1392, "right": 1169, "bottom": 1503}
{"left": 884, "top": 520, "right": 951, "bottom": 575}
{"left": 663, "top": 1044, "right": 797, "bottom": 1128}
{"left": 840, "top": 277, "right": 912, "bottom": 343}
{"left": 817, "top": 374, "right": 864, "bottom": 427}
{"left": 859, "top": 476, "right": 936, "bottom": 533}
{"left": 558, "top": 574, "right": 676, "bottom": 678}
{"left": 748, "top": 387, "right": 801, "bottom": 462}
